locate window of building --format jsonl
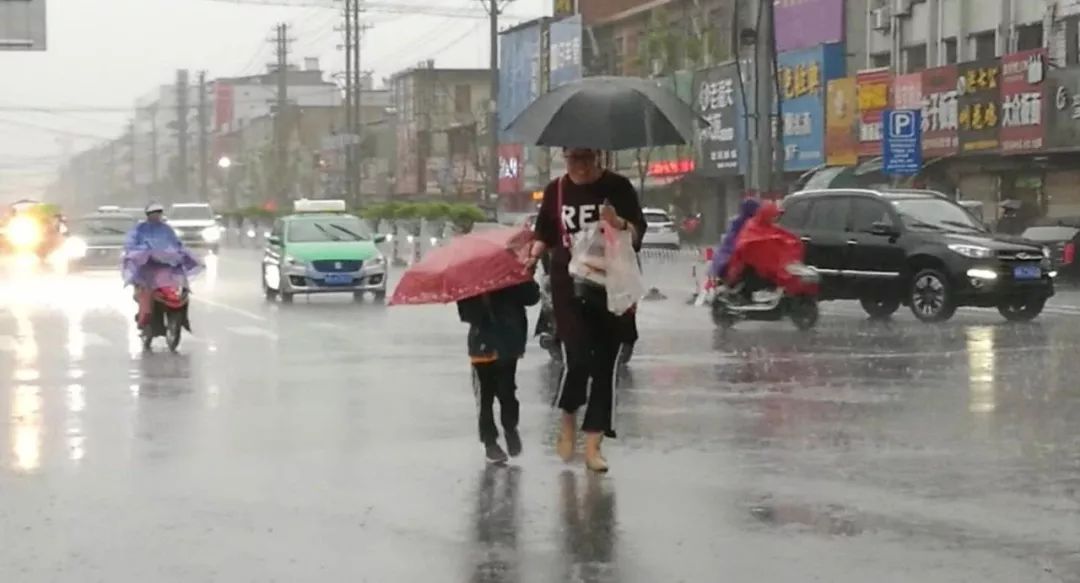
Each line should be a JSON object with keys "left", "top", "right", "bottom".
{"left": 454, "top": 84, "right": 471, "bottom": 115}
{"left": 904, "top": 44, "right": 927, "bottom": 73}
{"left": 1016, "top": 24, "right": 1043, "bottom": 52}
{"left": 943, "top": 37, "right": 958, "bottom": 64}
{"left": 971, "top": 31, "right": 996, "bottom": 60}
{"left": 870, "top": 52, "right": 890, "bottom": 68}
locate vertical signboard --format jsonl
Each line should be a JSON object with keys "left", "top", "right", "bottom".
{"left": 825, "top": 77, "right": 858, "bottom": 166}
{"left": 775, "top": 0, "right": 845, "bottom": 53}
{"left": 214, "top": 83, "right": 235, "bottom": 131}
{"left": 497, "top": 144, "right": 524, "bottom": 193}
{"left": 856, "top": 68, "right": 891, "bottom": 157}
{"left": 693, "top": 62, "right": 740, "bottom": 175}
{"left": 957, "top": 58, "right": 1002, "bottom": 153}
{"left": 919, "top": 65, "right": 959, "bottom": 157}
{"left": 498, "top": 23, "right": 541, "bottom": 140}
{"left": 1046, "top": 66, "right": 1080, "bottom": 149}
{"left": 999, "top": 48, "right": 1048, "bottom": 154}
{"left": 777, "top": 43, "right": 846, "bottom": 172}
{"left": 549, "top": 15, "right": 582, "bottom": 89}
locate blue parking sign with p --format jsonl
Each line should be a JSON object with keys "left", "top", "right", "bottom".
{"left": 882, "top": 109, "right": 922, "bottom": 176}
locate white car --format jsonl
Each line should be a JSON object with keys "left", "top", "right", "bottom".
{"left": 166, "top": 203, "right": 222, "bottom": 252}
{"left": 641, "top": 207, "right": 680, "bottom": 249}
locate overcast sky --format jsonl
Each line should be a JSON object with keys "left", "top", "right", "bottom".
{"left": 0, "top": 0, "right": 545, "bottom": 200}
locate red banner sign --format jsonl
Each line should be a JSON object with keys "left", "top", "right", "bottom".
{"left": 497, "top": 144, "right": 524, "bottom": 194}
{"left": 214, "top": 83, "right": 234, "bottom": 131}
{"left": 1000, "top": 49, "right": 1048, "bottom": 154}
{"left": 647, "top": 159, "right": 695, "bottom": 177}
{"left": 921, "top": 65, "right": 959, "bottom": 157}
{"left": 856, "top": 68, "right": 891, "bottom": 157}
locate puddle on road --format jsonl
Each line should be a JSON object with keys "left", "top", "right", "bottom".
{"left": 748, "top": 501, "right": 864, "bottom": 537}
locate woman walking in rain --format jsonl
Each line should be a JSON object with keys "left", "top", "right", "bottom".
{"left": 527, "top": 148, "right": 646, "bottom": 472}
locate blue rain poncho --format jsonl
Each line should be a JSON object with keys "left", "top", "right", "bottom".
{"left": 122, "top": 221, "right": 202, "bottom": 288}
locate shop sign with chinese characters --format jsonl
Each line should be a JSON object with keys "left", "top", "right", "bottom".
{"left": 920, "top": 65, "right": 959, "bottom": 157}
{"left": 999, "top": 48, "right": 1047, "bottom": 154}
{"left": 957, "top": 58, "right": 1001, "bottom": 153}
{"left": 777, "top": 43, "right": 846, "bottom": 171}
{"left": 856, "top": 68, "right": 891, "bottom": 157}
{"left": 692, "top": 62, "right": 741, "bottom": 176}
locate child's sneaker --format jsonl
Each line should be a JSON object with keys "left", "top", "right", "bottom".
{"left": 485, "top": 442, "right": 508, "bottom": 465}
{"left": 505, "top": 430, "right": 522, "bottom": 458}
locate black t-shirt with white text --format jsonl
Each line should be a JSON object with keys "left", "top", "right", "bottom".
{"left": 534, "top": 171, "right": 646, "bottom": 313}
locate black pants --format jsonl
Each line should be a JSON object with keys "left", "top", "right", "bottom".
{"left": 473, "top": 359, "right": 520, "bottom": 444}
{"left": 556, "top": 299, "right": 623, "bottom": 438}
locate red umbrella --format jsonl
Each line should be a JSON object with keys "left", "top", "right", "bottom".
{"left": 390, "top": 226, "right": 535, "bottom": 305}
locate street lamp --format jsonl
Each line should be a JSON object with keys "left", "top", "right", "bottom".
{"left": 217, "top": 156, "right": 232, "bottom": 169}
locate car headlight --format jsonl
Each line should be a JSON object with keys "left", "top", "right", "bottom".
{"left": 948, "top": 244, "right": 993, "bottom": 259}
{"left": 6, "top": 216, "right": 42, "bottom": 249}
{"left": 64, "top": 237, "right": 88, "bottom": 259}
{"left": 284, "top": 254, "right": 304, "bottom": 267}
{"left": 369, "top": 254, "right": 386, "bottom": 267}
{"left": 201, "top": 226, "right": 221, "bottom": 242}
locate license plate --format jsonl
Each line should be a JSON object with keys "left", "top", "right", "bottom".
{"left": 1013, "top": 264, "right": 1041, "bottom": 280}
{"left": 323, "top": 273, "right": 352, "bottom": 285}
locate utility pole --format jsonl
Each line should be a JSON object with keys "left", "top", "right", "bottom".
{"left": 128, "top": 121, "right": 137, "bottom": 194}
{"left": 273, "top": 23, "right": 292, "bottom": 206}
{"left": 343, "top": 0, "right": 354, "bottom": 203}
{"left": 352, "top": 0, "right": 368, "bottom": 207}
{"left": 149, "top": 104, "right": 159, "bottom": 192}
{"left": 486, "top": 0, "right": 500, "bottom": 204}
{"left": 198, "top": 71, "right": 209, "bottom": 201}
{"left": 176, "top": 69, "right": 190, "bottom": 200}
{"left": 750, "top": 0, "right": 778, "bottom": 197}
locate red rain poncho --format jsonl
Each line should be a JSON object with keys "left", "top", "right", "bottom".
{"left": 725, "top": 202, "right": 817, "bottom": 295}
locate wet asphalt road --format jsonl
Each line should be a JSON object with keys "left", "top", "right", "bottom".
{"left": 0, "top": 249, "right": 1078, "bottom": 582}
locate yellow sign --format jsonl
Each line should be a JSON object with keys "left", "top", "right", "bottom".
{"left": 963, "top": 66, "right": 999, "bottom": 92}
{"left": 826, "top": 78, "right": 858, "bottom": 167}
{"left": 780, "top": 62, "right": 823, "bottom": 100}
{"left": 959, "top": 102, "right": 999, "bottom": 131}
{"left": 531, "top": 190, "right": 544, "bottom": 201}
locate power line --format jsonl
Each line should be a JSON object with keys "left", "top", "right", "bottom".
{"left": 0, "top": 117, "right": 114, "bottom": 140}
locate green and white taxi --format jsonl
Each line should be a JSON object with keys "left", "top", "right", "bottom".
{"left": 262, "top": 200, "right": 388, "bottom": 302}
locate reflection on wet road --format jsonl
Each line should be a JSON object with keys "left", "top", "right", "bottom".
{"left": 0, "top": 250, "right": 1077, "bottom": 581}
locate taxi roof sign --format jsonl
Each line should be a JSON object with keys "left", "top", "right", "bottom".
{"left": 294, "top": 199, "right": 347, "bottom": 213}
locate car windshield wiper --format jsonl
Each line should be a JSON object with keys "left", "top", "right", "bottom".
{"left": 313, "top": 223, "right": 341, "bottom": 241}
{"left": 939, "top": 220, "right": 986, "bottom": 233}
{"left": 328, "top": 224, "right": 367, "bottom": 240}
{"left": 904, "top": 218, "right": 945, "bottom": 231}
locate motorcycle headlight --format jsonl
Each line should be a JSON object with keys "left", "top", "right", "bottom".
{"left": 947, "top": 244, "right": 993, "bottom": 259}
{"left": 201, "top": 226, "right": 221, "bottom": 242}
{"left": 7, "top": 217, "right": 42, "bottom": 249}
{"left": 65, "top": 237, "right": 88, "bottom": 259}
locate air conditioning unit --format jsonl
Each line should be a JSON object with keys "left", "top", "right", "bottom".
{"left": 872, "top": 8, "right": 891, "bottom": 31}
{"left": 893, "top": 0, "right": 913, "bottom": 16}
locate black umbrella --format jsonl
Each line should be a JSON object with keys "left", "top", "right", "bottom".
{"left": 503, "top": 76, "right": 704, "bottom": 150}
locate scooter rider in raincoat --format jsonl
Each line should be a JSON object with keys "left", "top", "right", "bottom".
{"left": 123, "top": 203, "right": 201, "bottom": 326}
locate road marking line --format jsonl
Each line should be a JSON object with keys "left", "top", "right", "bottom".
{"left": 227, "top": 325, "right": 279, "bottom": 340}
{"left": 192, "top": 296, "right": 268, "bottom": 322}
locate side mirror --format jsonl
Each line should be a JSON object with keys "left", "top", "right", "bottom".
{"left": 869, "top": 221, "right": 899, "bottom": 236}
{"left": 267, "top": 235, "right": 281, "bottom": 246}
{"left": 374, "top": 234, "right": 388, "bottom": 244}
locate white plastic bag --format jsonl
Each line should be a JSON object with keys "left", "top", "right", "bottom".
{"left": 603, "top": 226, "right": 645, "bottom": 316}
{"left": 568, "top": 225, "right": 607, "bottom": 286}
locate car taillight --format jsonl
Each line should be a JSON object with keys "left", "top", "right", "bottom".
{"left": 1064, "top": 242, "right": 1075, "bottom": 265}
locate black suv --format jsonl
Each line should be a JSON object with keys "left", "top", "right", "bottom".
{"left": 778, "top": 189, "right": 1055, "bottom": 322}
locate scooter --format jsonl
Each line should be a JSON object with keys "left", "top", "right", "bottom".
{"left": 535, "top": 274, "right": 634, "bottom": 365}
{"left": 140, "top": 286, "right": 191, "bottom": 352}
{"left": 710, "top": 263, "right": 821, "bottom": 331}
